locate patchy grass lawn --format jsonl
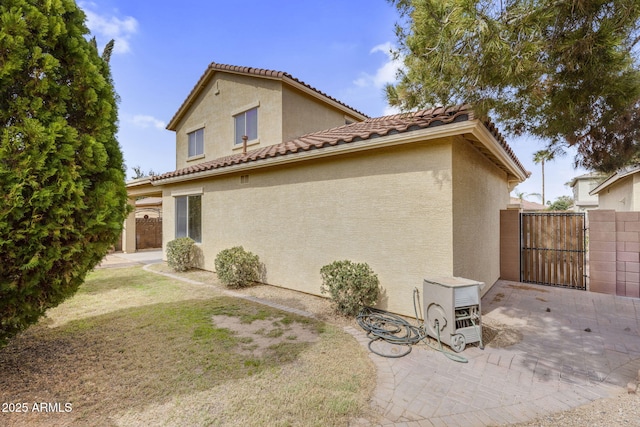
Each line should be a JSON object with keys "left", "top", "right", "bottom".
{"left": 0, "top": 266, "right": 377, "bottom": 426}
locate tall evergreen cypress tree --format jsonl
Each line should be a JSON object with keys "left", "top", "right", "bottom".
{"left": 0, "top": 0, "right": 129, "bottom": 346}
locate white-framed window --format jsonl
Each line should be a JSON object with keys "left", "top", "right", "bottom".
{"left": 188, "top": 128, "right": 204, "bottom": 157}
{"left": 234, "top": 107, "right": 258, "bottom": 145}
{"left": 175, "top": 195, "right": 201, "bottom": 243}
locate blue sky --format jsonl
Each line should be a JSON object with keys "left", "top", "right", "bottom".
{"left": 80, "top": 0, "right": 586, "bottom": 204}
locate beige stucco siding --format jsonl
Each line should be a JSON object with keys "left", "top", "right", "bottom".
{"left": 172, "top": 74, "right": 364, "bottom": 172}
{"left": 173, "top": 73, "right": 284, "bottom": 169}
{"left": 574, "top": 179, "right": 599, "bottom": 206}
{"left": 281, "top": 86, "right": 359, "bottom": 142}
{"left": 451, "top": 137, "right": 510, "bottom": 295}
{"left": 162, "top": 140, "right": 455, "bottom": 316}
{"left": 598, "top": 175, "right": 635, "bottom": 211}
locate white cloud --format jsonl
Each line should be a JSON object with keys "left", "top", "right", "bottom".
{"left": 353, "top": 42, "right": 403, "bottom": 89}
{"left": 382, "top": 105, "right": 402, "bottom": 116}
{"left": 131, "top": 115, "right": 166, "bottom": 130}
{"left": 80, "top": 2, "right": 138, "bottom": 54}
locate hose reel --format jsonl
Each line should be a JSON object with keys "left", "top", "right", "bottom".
{"left": 423, "top": 277, "right": 484, "bottom": 353}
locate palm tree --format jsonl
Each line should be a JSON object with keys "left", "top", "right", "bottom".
{"left": 533, "top": 150, "right": 555, "bottom": 205}
{"left": 513, "top": 188, "right": 542, "bottom": 202}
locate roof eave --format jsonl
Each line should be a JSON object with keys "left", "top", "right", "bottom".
{"left": 166, "top": 65, "right": 368, "bottom": 131}
{"left": 166, "top": 65, "right": 217, "bottom": 131}
{"left": 126, "top": 177, "right": 162, "bottom": 198}
{"left": 467, "top": 123, "right": 530, "bottom": 183}
{"left": 153, "top": 119, "right": 525, "bottom": 186}
{"left": 282, "top": 76, "right": 368, "bottom": 121}
{"left": 590, "top": 165, "right": 640, "bottom": 195}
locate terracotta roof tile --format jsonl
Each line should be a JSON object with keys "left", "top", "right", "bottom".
{"left": 154, "top": 105, "right": 528, "bottom": 182}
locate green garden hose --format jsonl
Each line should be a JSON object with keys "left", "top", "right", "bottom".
{"left": 355, "top": 288, "right": 470, "bottom": 363}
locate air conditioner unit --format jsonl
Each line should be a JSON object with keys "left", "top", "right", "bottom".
{"left": 423, "top": 277, "right": 484, "bottom": 352}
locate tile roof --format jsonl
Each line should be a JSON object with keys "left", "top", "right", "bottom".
{"left": 567, "top": 171, "right": 605, "bottom": 188}
{"left": 166, "top": 62, "right": 369, "bottom": 130}
{"left": 509, "top": 197, "right": 546, "bottom": 211}
{"left": 153, "top": 105, "right": 529, "bottom": 183}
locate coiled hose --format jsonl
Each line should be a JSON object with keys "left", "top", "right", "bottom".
{"left": 356, "top": 288, "right": 470, "bottom": 363}
{"left": 356, "top": 307, "right": 425, "bottom": 358}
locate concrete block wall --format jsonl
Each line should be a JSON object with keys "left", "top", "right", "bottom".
{"left": 589, "top": 210, "right": 640, "bottom": 298}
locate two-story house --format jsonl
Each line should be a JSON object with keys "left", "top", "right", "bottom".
{"left": 167, "top": 63, "right": 367, "bottom": 174}
{"left": 568, "top": 172, "right": 603, "bottom": 211}
{"left": 126, "top": 62, "right": 529, "bottom": 316}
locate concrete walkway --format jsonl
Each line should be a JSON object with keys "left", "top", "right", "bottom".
{"left": 365, "top": 280, "right": 640, "bottom": 426}
{"left": 99, "top": 254, "right": 640, "bottom": 426}
{"left": 97, "top": 250, "right": 163, "bottom": 268}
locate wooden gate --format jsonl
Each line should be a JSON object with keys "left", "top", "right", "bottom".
{"left": 520, "top": 212, "right": 586, "bottom": 289}
{"left": 136, "top": 218, "right": 162, "bottom": 250}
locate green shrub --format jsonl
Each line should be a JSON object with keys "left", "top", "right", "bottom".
{"left": 320, "top": 260, "right": 380, "bottom": 316}
{"left": 166, "top": 238, "right": 196, "bottom": 272}
{"left": 215, "top": 246, "right": 262, "bottom": 288}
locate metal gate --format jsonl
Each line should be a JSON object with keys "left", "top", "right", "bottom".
{"left": 520, "top": 212, "right": 586, "bottom": 289}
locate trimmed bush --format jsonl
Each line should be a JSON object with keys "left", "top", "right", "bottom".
{"left": 215, "top": 246, "right": 261, "bottom": 288}
{"left": 320, "top": 260, "right": 380, "bottom": 316}
{"left": 166, "top": 237, "right": 196, "bottom": 272}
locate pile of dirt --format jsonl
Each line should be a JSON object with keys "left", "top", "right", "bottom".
{"left": 482, "top": 318, "right": 523, "bottom": 348}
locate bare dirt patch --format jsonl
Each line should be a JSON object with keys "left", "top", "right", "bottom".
{"left": 482, "top": 318, "right": 524, "bottom": 348}
{"left": 508, "top": 283, "right": 550, "bottom": 292}
{"left": 211, "top": 314, "right": 320, "bottom": 357}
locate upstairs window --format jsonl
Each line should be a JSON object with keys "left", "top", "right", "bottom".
{"left": 188, "top": 128, "right": 204, "bottom": 157}
{"left": 234, "top": 107, "right": 258, "bottom": 145}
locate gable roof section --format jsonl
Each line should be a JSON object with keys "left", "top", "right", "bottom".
{"left": 166, "top": 62, "right": 369, "bottom": 130}
{"left": 567, "top": 172, "right": 604, "bottom": 188}
{"left": 590, "top": 164, "right": 640, "bottom": 195}
{"left": 153, "top": 106, "right": 529, "bottom": 184}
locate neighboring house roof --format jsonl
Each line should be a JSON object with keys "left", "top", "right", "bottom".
{"left": 567, "top": 171, "right": 604, "bottom": 188}
{"left": 166, "top": 62, "right": 369, "bottom": 130}
{"left": 153, "top": 105, "right": 530, "bottom": 184}
{"left": 136, "top": 197, "right": 162, "bottom": 207}
{"left": 590, "top": 164, "right": 640, "bottom": 196}
{"left": 509, "top": 197, "right": 546, "bottom": 211}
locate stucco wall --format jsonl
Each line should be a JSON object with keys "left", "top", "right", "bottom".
{"left": 172, "top": 74, "right": 364, "bottom": 172}
{"left": 576, "top": 179, "right": 599, "bottom": 204}
{"left": 281, "top": 86, "right": 360, "bottom": 143}
{"left": 598, "top": 175, "right": 635, "bottom": 211}
{"left": 162, "top": 140, "right": 455, "bottom": 316}
{"left": 173, "top": 73, "right": 284, "bottom": 170}
{"left": 451, "top": 137, "right": 510, "bottom": 295}
{"left": 634, "top": 174, "right": 640, "bottom": 211}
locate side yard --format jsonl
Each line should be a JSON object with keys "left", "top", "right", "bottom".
{"left": 0, "top": 265, "right": 378, "bottom": 426}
